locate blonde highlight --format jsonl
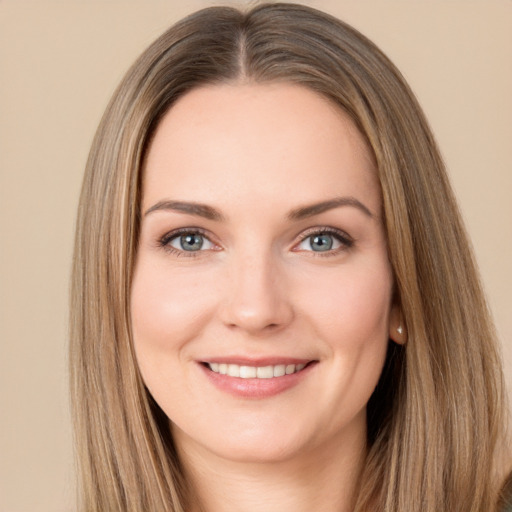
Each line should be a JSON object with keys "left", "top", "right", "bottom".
{"left": 70, "top": 3, "right": 510, "bottom": 511}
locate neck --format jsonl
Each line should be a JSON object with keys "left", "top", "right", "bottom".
{"left": 176, "top": 421, "right": 367, "bottom": 512}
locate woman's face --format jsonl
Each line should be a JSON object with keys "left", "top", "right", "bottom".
{"left": 131, "top": 83, "right": 402, "bottom": 463}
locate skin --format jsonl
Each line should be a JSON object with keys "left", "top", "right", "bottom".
{"left": 131, "top": 83, "right": 404, "bottom": 512}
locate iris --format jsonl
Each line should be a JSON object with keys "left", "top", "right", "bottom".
{"left": 180, "top": 233, "right": 204, "bottom": 251}
{"left": 310, "top": 234, "right": 333, "bottom": 251}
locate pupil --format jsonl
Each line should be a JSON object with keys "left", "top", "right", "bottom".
{"left": 312, "top": 234, "right": 332, "bottom": 251}
{"left": 181, "top": 234, "right": 203, "bottom": 251}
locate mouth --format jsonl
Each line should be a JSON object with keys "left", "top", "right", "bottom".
{"left": 203, "top": 362, "right": 310, "bottom": 379}
{"left": 199, "top": 358, "right": 318, "bottom": 398}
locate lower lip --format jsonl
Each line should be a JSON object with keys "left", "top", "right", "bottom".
{"left": 199, "top": 363, "right": 316, "bottom": 399}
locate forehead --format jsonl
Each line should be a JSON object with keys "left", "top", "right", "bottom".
{"left": 142, "top": 82, "right": 380, "bottom": 214}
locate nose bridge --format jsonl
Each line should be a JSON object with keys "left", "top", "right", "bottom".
{"left": 220, "top": 242, "right": 293, "bottom": 334}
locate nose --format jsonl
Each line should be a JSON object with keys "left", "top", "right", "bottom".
{"left": 218, "top": 250, "right": 294, "bottom": 335}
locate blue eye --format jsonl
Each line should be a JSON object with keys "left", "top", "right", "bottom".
{"left": 309, "top": 234, "right": 334, "bottom": 251}
{"left": 296, "top": 229, "right": 352, "bottom": 253}
{"left": 163, "top": 231, "right": 215, "bottom": 253}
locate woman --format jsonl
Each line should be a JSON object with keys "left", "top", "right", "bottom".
{"left": 70, "top": 3, "right": 511, "bottom": 511}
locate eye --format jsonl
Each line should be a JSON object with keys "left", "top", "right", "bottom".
{"left": 295, "top": 228, "right": 353, "bottom": 254}
{"left": 160, "top": 229, "right": 216, "bottom": 255}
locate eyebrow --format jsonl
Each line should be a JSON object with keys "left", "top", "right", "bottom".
{"left": 287, "top": 196, "right": 373, "bottom": 220}
{"left": 144, "top": 200, "right": 226, "bottom": 221}
{"left": 144, "top": 196, "right": 373, "bottom": 221}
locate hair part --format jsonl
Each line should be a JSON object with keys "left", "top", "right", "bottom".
{"left": 70, "top": 3, "right": 510, "bottom": 511}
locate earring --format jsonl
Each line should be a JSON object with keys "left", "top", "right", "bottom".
{"left": 397, "top": 325, "right": 403, "bottom": 335}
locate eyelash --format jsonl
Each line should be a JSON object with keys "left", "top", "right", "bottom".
{"left": 158, "top": 227, "right": 214, "bottom": 258}
{"left": 295, "top": 227, "right": 354, "bottom": 257}
{"left": 157, "top": 226, "right": 354, "bottom": 258}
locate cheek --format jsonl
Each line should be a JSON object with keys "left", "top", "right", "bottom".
{"left": 130, "top": 261, "right": 217, "bottom": 372}
{"left": 297, "top": 260, "right": 393, "bottom": 411}
{"left": 299, "top": 260, "right": 393, "bottom": 344}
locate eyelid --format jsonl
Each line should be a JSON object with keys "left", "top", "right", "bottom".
{"left": 292, "top": 226, "right": 354, "bottom": 254}
{"left": 156, "top": 225, "right": 353, "bottom": 257}
{"left": 158, "top": 227, "right": 220, "bottom": 256}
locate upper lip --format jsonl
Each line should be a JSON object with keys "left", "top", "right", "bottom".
{"left": 199, "top": 356, "right": 316, "bottom": 367}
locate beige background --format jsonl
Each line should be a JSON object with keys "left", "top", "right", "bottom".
{"left": 0, "top": 1, "right": 510, "bottom": 510}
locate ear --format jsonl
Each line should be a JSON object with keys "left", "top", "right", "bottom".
{"left": 389, "top": 303, "right": 406, "bottom": 345}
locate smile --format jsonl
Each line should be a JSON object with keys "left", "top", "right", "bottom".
{"left": 206, "top": 362, "right": 307, "bottom": 379}
{"left": 199, "top": 358, "right": 317, "bottom": 398}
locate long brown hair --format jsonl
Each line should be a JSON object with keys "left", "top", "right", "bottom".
{"left": 70, "top": 3, "right": 510, "bottom": 511}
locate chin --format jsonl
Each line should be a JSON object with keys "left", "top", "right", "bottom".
{"left": 172, "top": 407, "right": 365, "bottom": 467}
{"left": 171, "top": 414, "right": 315, "bottom": 464}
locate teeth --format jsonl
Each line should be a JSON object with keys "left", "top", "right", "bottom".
{"left": 207, "top": 362, "right": 308, "bottom": 378}
{"left": 240, "top": 366, "right": 257, "bottom": 378}
{"left": 227, "top": 364, "right": 240, "bottom": 377}
{"left": 256, "top": 366, "right": 273, "bottom": 379}
{"left": 274, "top": 364, "right": 286, "bottom": 377}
